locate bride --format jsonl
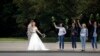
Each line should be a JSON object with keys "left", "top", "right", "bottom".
{"left": 28, "top": 21, "right": 49, "bottom": 51}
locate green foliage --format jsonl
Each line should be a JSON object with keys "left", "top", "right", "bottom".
{"left": 89, "top": 14, "right": 94, "bottom": 20}
{"left": 0, "top": 0, "right": 100, "bottom": 37}
{"left": 76, "top": 0, "right": 92, "bottom": 14}
{"left": 96, "top": 13, "right": 100, "bottom": 21}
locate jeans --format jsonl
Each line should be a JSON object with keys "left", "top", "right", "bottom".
{"left": 58, "top": 35, "right": 64, "bottom": 49}
{"left": 91, "top": 36, "right": 97, "bottom": 49}
{"left": 71, "top": 36, "right": 77, "bottom": 48}
{"left": 80, "top": 36, "right": 87, "bottom": 50}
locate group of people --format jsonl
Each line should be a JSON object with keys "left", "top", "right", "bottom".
{"left": 27, "top": 19, "right": 99, "bottom": 51}
{"left": 67, "top": 19, "right": 99, "bottom": 51}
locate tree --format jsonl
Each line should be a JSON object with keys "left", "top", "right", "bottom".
{"left": 96, "top": 13, "right": 100, "bottom": 22}
{"left": 89, "top": 14, "right": 94, "bottom": 20}
{"left": 0, "top": 0, "right": 100, "bottom": 37}
{"left": 0, "top": 0, "right": 18, "bottom": 37}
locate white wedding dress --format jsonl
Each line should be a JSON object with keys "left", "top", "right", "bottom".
{"left": 28, "top": 27, "right": 49, "bottom": 51}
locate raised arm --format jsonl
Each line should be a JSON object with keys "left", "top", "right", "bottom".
{"left": 77, "top": 20, "right": 82, "bottom": 28}
{"left": 53, "top": 22, "right": 59, "bottom": 29}
{"left": 89, "top": 20, "right": 92, "bottom": 25}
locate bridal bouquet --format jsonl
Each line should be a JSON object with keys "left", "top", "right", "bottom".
{"left": 42, "top": 33, "right": 46, "bottom": 38}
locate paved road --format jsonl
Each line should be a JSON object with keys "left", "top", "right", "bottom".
{"left": 0, "top": 52, "right": 100, "bottom": 56}
{"left": 0, "top": 42, "right": 100, "bottom": 56}
{"left": 0, "top": 42, "right": 100, "bottom": 51}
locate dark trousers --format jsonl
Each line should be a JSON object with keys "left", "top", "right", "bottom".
{"left": 71, "top": 36, "right": 77, "bottom": 48}
{"left": 91, "top": 37, "right": 97, "bottom": 49}
{"left": 58, "top": 35, "right": 64, "bottom": 49}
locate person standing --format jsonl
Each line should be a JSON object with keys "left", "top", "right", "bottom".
{"left": 53, "top": 22, "right": 66, "bottom": 50}
{"left": 70, "top": 22, "right": 78, "bottom": 50}
{"left": 27, "top": 20, "right": 34, "bottom": 40}
{"left": 89, "top": 21, "right": 98, "bottom": 50}
{"left": 28, "top": 21, "right": 48, "bottom": 51}
{"left": 77, "top": 20, "right": 88, "bottom": 51}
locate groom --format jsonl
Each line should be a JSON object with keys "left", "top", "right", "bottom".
{"left": 27, "top": 20, "right": 34, "bottom": 40}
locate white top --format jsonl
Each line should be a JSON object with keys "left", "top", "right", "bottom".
{"left": 56, "top": 27, "right": 66, "bottom": 36}
{"left": 80, "top": 28, "right": 88, "bottom": 37}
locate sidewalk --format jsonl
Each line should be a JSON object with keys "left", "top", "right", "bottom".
{"left": 0, "top": 42, "right": 100, "bottom": 51}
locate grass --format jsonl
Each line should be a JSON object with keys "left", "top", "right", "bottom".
{"left": 0, "top": 37, "right": 80, "bottom": 42}
{"left": 0, "top": 37, "right": 100, "bottom": 43}
{"left": 0, "top": 37, "right": 27, "bottom": 42}
{"left": 0, "top": 37, "right": 69, "bottom": 42}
